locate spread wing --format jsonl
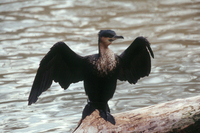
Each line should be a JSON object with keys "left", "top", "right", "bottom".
{"left": 118, "top": 37, "right": 154, "bottom": 84}
{"left": 28, "top": 42, "right": 85, "bottom": 105}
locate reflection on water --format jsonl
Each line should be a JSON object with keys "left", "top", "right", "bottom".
{"left": 0, "top": 0, "right": 200, "bottom": 132}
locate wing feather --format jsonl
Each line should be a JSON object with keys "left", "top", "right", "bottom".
{"left": 118, "top": 37, "right": 154, "bottom": 84}
{"left": 28, "top": 42, "right": 84, "bottom": 105}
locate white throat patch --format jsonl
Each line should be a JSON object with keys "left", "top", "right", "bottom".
{"left": 95, "top": 49, "right": 117, "bottom": 75}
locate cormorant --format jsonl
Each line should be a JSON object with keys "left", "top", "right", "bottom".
{"left": 28, "top": 30, "right": 154, "bottom": 125}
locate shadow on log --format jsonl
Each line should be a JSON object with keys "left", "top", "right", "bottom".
{"left": 74, "top": 95, "right": 200, "bottom": 133}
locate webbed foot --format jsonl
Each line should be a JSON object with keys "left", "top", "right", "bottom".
{"left": 82, "top": 101, "right": 116, "bottom": 125}
{"left": 99, "top": 110, "right": 116, "bottom": 125}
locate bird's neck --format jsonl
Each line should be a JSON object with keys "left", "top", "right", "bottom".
{"left": 97, "top": 42, "right": 116, "bottom": 75}
{"left": 99, "top": 42, "right": 109, "bottom": 57}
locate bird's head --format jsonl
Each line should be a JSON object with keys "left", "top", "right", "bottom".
{"left": 98, "top": 30, "right": 124, "bottom": 47}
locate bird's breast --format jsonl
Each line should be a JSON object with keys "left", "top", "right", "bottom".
{"left": 91, "top": 53, "right": 117, "bottom": 76}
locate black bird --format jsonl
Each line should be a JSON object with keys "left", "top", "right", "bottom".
{"left": 28, "top": 30, "right": 154, "bottom": 125}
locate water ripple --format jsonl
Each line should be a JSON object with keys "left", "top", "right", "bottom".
{"left": 0, "top": 0, "right": 200, "bottom": 132}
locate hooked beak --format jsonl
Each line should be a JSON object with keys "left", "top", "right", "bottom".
{"left": 109, "top": 35, "right": 124, "bottom": 42}
{"left": 114, "top": 35, "right": 124, "bottom": 39}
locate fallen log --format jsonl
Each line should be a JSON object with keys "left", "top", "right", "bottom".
{"left": 74, "top": 95, "right": 200, "bottom": 133}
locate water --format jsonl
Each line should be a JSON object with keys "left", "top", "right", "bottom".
{"left": 0, "top": 0, "right": 200, "bottom": 132}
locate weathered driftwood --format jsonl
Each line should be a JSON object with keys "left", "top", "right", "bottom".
{"left": 74, "top": 96, "right": 200, "bottom": 133}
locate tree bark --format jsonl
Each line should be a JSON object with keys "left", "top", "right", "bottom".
{"left": 74, "top": 96, "right": 200, "bottom": 133}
